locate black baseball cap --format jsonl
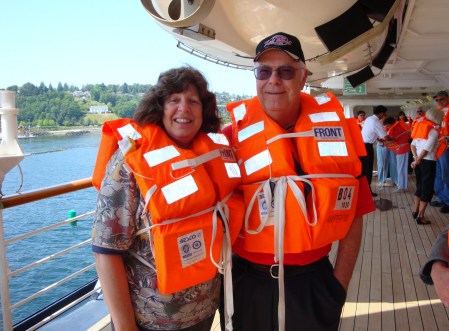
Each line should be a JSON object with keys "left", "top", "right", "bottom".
{"left": 254, "top": 32, "right": 305, "bottom": 63}
{"left": 433, "top": 90, "right": 448, "bottom": 98}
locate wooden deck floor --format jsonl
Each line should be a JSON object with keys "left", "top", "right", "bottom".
{"left": 331, "top": 175, "right": 449, "bottom": 331}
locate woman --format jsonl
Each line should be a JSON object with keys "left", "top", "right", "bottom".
{"left": 410, "top": 108, "right": 444, "bottom": 225}
{"left": 91, "top": 66, "right": 242, "bottom": 330}
{"left": 397, "top": 111, "right": 413, "bottom": 128}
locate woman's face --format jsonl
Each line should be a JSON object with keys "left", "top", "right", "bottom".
{"left": 162, "top": 84, "right": 203, "bottom": 148}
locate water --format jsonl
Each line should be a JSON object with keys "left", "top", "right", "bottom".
{"left": 1, "top": 132, "right": 101, "bottom": 325}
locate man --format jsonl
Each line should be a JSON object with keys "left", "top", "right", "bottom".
{"left": 221, "top": 32, "right": 374, "bottom": 331}
{"left": 431, "top": 91, "right": 449, "bottom": 213}
{"left": 420, "top": 226, "right": 449, "bottom": 308}
{"left": 361, "top": 105, "right": 391, "bottom": 196}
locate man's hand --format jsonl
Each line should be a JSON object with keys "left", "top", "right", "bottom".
{"left": 431, "top": 261, "right": 449, "bottom": 308}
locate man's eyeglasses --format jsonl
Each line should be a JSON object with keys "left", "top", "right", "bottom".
{"left": 253, "top": 65, "right": 301, "bottom": 80}
{"left": 435, "top": 98, "right": 446, "bottom": 102}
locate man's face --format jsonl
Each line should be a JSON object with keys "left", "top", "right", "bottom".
{"left": 435, "top": 95, "right": 449, "bottom": 108}
{"left": 378, "top": 112, "right": 387, "bottom": 120}
{"left": 254, "top": 50, "right": 308, "bottom": 123}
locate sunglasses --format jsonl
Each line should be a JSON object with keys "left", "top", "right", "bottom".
{"left": 435, "top": 98, "right": 446, "bottom": 102}
{"left": 253, "top": 65, "right": 300, "bottom": 80}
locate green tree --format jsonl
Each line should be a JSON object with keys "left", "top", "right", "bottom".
{"left": 7, "top": 85, "right": 18, "bottom": 92}
{"left": 100, "top": 91, "right": 117, "bottom": 106}
{"left": 91, "top": 86, "right": 101, "bottom": 101}
{"left": 20, "top": 82, "right": 37, "bottom": 96}
{"left": 122, "top": 83, "right": 129, "bottom": 94}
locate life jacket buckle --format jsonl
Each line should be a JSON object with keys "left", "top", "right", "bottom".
{"left": 270, "top": 264, "right": 279, "bottom": 278}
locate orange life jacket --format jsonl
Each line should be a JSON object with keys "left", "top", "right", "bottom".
{"left": 411, "top": 119, "right": 447, "bottom": 159}
{"left": 227, "top": 92, "right": 364, "bottom": 256}
{"left": 357, "top": 118, "right": 364, "bottom": 130}
{"left": 386, "top": 120, "right": 411, "bottom": 154}
{"left": 93, "top": 119, "right": 244, "bottom": 294}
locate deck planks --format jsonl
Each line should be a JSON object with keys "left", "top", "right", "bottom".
{"left": 337, "top": 175, "right": 449, "bottom": 330}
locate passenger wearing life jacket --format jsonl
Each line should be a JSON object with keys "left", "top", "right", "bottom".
{"left": 410, "top": 106, "right": 426, "bottom": 132}
{"left": 420, "top": 225, "right": 449, "bottom": 308}
{"left": 356, "top": 110, "right": 366, "bottom": 130}
{"left": 91, "top": 67, "right": 243, "bottom": 331}
{"left": 384, "top": 116, "right": 411, "bottom": 192}
{"left": 410, "top": 108, "right": 445, "bottom": 225}
{"left": 431, "top": 91, "right": 449, "bottom": 213}
{"left": 218, "top": 32, "right": 375, "bottom": 331}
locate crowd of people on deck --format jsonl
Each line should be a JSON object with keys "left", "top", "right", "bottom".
{"left": 87, "top": 31, "right": 449, "bottom": 331}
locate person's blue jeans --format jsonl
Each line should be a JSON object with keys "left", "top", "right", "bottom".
{"left": 434, "top": 149, "right": 449, "bottom": 205}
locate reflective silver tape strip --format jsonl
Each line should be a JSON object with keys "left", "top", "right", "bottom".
{"left": 207, "top": 132, "right": 230, "bottom": 146}
{"left": 317, "top": 141, "right": 348, "bottom": 156}
{"left": 144, "top": 145, "right": 180, "bottom": 167}
{"left": 308, "top": 111, "right": 340, "bottom": 123}
{"left": 117, "top": 123, "right": 142, "bottom": 140}
{"left": 238, "top": 121, "right": 264, "bottom": 142}
{"left": 171, "top": 149, "right": 221, "bottom": 170}
{"left": 314, "top": 93, "right": 332, "bottom": 105}
{"left": 244, "top": 149, "right": 272, "bottom": 176}
{"left": 225, "top": 162, "right": 241, "bottom": 178}
{"left": 233, "top": 103, "right": 247, "bottom": 122}
{"left": 161, "top": 175, "right": 199, "bottom": 204}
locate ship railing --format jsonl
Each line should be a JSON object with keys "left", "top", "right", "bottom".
{"left": 0, "top": 177, "right": 98, "bottom": 331}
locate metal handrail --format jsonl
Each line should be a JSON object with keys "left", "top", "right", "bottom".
{"left": 0, "top": 177, "right": 95, "bottom": 330}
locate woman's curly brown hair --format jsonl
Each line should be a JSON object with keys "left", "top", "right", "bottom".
{"left": 133, "top": 66, "right": 221, "bottom": 133}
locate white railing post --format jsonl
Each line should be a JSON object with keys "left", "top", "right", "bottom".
{"left": 0, "top": 208, "right": 13, "bottom": 331}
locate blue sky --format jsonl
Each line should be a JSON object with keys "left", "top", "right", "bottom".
{"left": 0, "top": 0, "right": 256, "bottom": 96}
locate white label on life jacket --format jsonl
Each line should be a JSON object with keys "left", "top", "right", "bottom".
{"left": 314, "top": 94, "right": 332, "bottom": 105}
{"left": 207, "top": 132, "right": 230, "bottom": 146}
{"left": 313, "top": 127, "right": 345, "bottom": 140}
{"left": 225, "top": 162, "right": 241, "bottom": 178}
{"left": 317, "top": 141, "right": 348, "bottom": 156}
{"left": 334, "top": 186, "right": 355, "bottom": 210}
{"left": 233, "top": 103, "right": 247, "bottom": 122}
{"left": 244, "top": 149, "right": 272, "bottom": 175}
{"left": 257, "top": 192, "right": 275, "bottom": 225}
{"left": 238, "top": 121, "right": 264, "bottom": 142}
{"left": 117, "top": 123, "right": 142, "bottom": 140}
{"left": 144, "top": 145, "right": 180, "bottom": 167}
{"left": 161, "top": 175, "right": 198, "bottom": 204}
{"left": 309, "top": 112, "right": 340, "bottom": 123}
{"left": 178, "top": 229, "right": 206, "bottom": 268}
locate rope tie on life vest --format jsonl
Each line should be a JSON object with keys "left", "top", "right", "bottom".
{"left": 210, "top": 193, "right": 234, "bottom": 331}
